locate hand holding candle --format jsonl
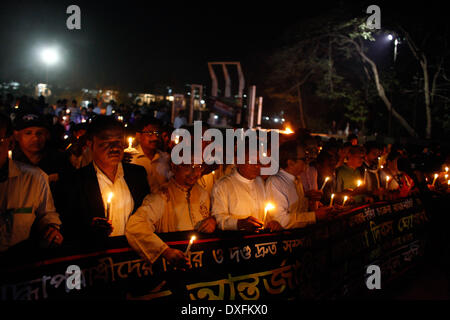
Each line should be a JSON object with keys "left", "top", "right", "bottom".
{"left": 184, "top": 235, "right": 196, "bottom": 255}
{"left": 320, "top": 177, "right": 330, "bottom": 191}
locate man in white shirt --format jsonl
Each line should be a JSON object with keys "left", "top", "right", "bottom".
{"left": 0, "top": 113, "right": 63, "bottom": 253}
{"left": 128, "top": 116, "right": 172, "bottom": 192}
{"left": 265, "top": 140, "right": 331, "bottom": 230}
{"left": 126, "top": 157, "right": 216, "bottom": 270}
{"left": 211, "top": 144, "right": 266, "bottom": 233}
{"left": 61, "top": 116, "right": 149, "bottom": 242}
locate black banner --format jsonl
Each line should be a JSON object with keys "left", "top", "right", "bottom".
{"left": 0, "top": 197, "right": 429, "bottom": 300}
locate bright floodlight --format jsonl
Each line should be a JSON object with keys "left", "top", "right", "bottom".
{"left": 387, "top": 34, "right": 393, "bottom": 41}
{"left": 41, "top": 48, "right": 59, "bottom": 65}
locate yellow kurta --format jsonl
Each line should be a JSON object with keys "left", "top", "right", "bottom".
{"left": 125, "top": 178, "right": 210, "bottom": 264}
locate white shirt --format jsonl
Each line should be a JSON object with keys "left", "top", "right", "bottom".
{"left": 265, "top": 169, "right": 316, "bottom": 229}
{"left": 130, "top": 145, "right": 172, "bottom": 192}
{"left": 211, "top": 168, "right": 266, "bottom": 230}
{"left": 93, "top": 162, "right": 134, "bottom": 237}
{"left": 0, "top": 160, "right": 61, "bottom": 252}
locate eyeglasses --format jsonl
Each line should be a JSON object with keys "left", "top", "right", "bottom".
{"left": 141, "top": 131, "right": 160, "bottom": 137}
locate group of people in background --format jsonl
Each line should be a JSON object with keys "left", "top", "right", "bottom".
{"left": 1, "top": 94, "right": 449, "bottom": 271}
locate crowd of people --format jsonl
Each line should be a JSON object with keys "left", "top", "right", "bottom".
{"left": 0, "top": 94, "right": 449, "bottom": 271}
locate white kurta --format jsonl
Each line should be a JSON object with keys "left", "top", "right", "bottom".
{"left": 0, "top": 159, "right": 61, "bottom": 252}
{"left": 211, "top": 168, "right": 266, "bottom": 230}
{"left": 265, "top": 169, "right": 316, "bottom": 229}
{"left": 125, "top": 179, "right": 211, "bottom": 263}
{"left": 93, "top": 162, "right": 134, "bottom": 237}
{"left": 130, "top": 145, "right": 172, "bottom": 192}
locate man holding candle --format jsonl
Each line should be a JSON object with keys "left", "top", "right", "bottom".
{"left": 126, "top": 152, "right": 215, "bottom": 269}
{"left": 61, "top": 116, "right": 150, "bottom": 242}
{"left": 0, "top": 113, "right": 63, "bottom": 254}
{"left": 265, "top": 140, "right": 331, "bottom": 230}
{"left": 335, "top": 145, "right": 366, "bottom": 204}
{"left": 211, "top": 138, "right": 268, "bottom": 233}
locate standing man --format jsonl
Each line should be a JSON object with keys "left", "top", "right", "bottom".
{"left": 265, "top": 140, "right": 331, "bottom": 230}
{"left": 126, "top": 154, "right": 216, "bottom": 269}
{"left": 362, "top": 141, "right": 383, "bottom": 193}
{"left": 211, "top": 141, "right": 266, "bottom": 233}
{"left": 0, "top": 113, "right": 63, "bottom": 253}
{"left": 128, "top": 116, "right": 172, "bottom": 192}
{"left": 61, "top": 116, "right": 149, "bottom": 242}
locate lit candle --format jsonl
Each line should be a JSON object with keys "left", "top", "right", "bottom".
{"left": 184, "top": 235, "right": 196, "bottom": 255}
{"left": 342, "top": 195, "right": 348, "bottom": 206}
{"left": 356, "top": 179, "right": 363, "bottom": 188}
{"left": 212, "top": 171, "right": 215, "bottom": 175}
{"left": 8, "top": 150, "right": 12, "bottom": 159}
{"left": 385, "top": 176, "right": 390, "bottom": 189}
{"left": 432, "top": 173, "right": 438, "bottom": 186}
{"left": 445, "top": 174, "right": 448, "bottom": 180}
{"left": 380, "top": 165, "right": 384, "bottom": 169}
{"left": 448, "top": 180, "right": 450, "bottom": 186}
{"left": 128, "top": 137, "right": 133, "bottom": 149}
{"left": 264, "top": 203, "right": 275, "bottom": 224}
{"left": 106, "top": 192, "right": 113, "bottom": 220}
{"left": 445, "top": 167, "right": 449, "bottom": 173}
{"left": 320, "top": 177, "right": 330, "bottom": 191}
{"left": 174, "top": 135, "right": 180, "bottom": 144}
{"left": 329, "top": 193, "right": 335, "bottom": 207}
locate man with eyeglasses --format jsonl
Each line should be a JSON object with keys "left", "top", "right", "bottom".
{"left": 265, "top": 140, "right": 332, "bottom": 230}
{"left": 0, "top": 113, "right": 63, "bottom": 254}
{"left": 60, "top": 116, "right": 149, "bottom": 243}
{"left": 126, "top": 153, "right": 216, "bottom": 270}
{"left": 128, "top": 116, "right": 172, "bottom": 192}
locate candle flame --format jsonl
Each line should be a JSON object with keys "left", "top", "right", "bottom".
{"left": 356, "top": 179, "right": 362, "bottom": 187}
{"left": 325, "top": 177, "right": 330, "bottom": 182}
{"left": 128, "top": 137, "right": 133, "bottom": 149}
{"left": 344, "top": 195, "right": 348, "bottom": 201}
{"left": 434, "top": 173, "right": 438, "bottom": 179}
{"left": 445, "top": 174, "right": 449, "bottom": 179}
{"left": 386, "top": 176, "right": 390, "bottom": 182}
{"left": 107, "top": 192, "right": 113, "bottom": 203}
{"left": 190, "top": 235, "right": 196, "bottom": 244}
{"left": 446, "top": 167, "right": 449, "bottom": 173}
{"left": 380, "top": 165, "right": 384, "bottom": 169}
{"left": 448, "top": 180, "right": 450, "bottom": 185}
{"left": 174, "top": 135, "right": 180, "bottom": 144}
{"left": 265, "top": 203, "right": 275, "bottom": 211}
{"left": 331, "top": 193, "right": 335, "bottom": 199}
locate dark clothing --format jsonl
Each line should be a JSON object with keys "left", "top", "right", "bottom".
{"left": 59, "top": 162, "right": 150, "bottom": 244}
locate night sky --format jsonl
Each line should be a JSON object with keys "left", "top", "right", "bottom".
{"left": 0, "top": 1, "right": 445, "bottom": 94}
